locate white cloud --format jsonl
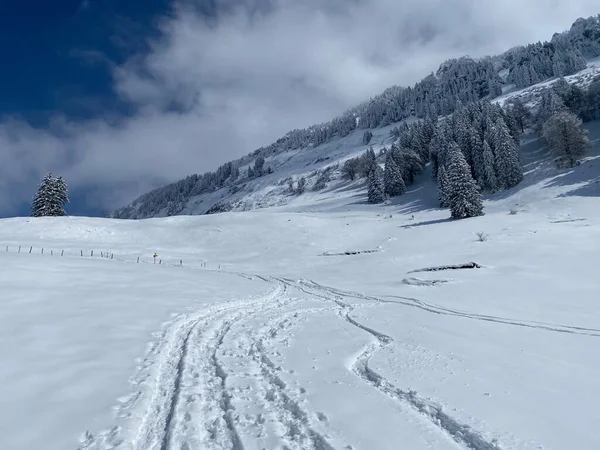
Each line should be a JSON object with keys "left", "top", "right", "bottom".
{"left": 1, "top": 0, "right": 599, "bottom": 215}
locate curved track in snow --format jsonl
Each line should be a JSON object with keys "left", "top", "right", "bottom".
{"left": 282, "top": 278, "right": 502, "bottom": 450}
{"left": 79, "top": 270, "right": 537, "bottom": 450}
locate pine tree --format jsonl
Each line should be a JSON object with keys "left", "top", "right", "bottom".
{"left": 31, "top": 173, "right": 69, "bottom": 217}
{"left": 481, "top": 141, "right": 499, "bottom": 192}
{"left": 445, "top": 145, "right": 484, "bottom": 219}
{"left": 542, "top": 111, "right": 590, "bottom": 167}
{"left": 367, "top": 164, "right": 385, "bottom": 204}
{"left": 437, "top": 164, "right": 450, "bottom": 208}
{"left": 383, "top": 152, "right": 406, "bottom": 197}
{"left": 490, "top": 119, "right": 524, "bottom": 189}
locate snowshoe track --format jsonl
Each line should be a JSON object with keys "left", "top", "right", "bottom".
{"left": 78, "top": 282, "right": 287, "bottom": 450}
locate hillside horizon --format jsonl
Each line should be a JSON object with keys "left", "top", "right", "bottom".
{"left": 108, "top": 13, "right": 600, "bottom": 220}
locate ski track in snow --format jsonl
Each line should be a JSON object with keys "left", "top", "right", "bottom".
{"left": 298, "top": 279, "right": 600, "bottom": 338}
{"left": 79, "top": 264, "right": 585, "bottom": 450}
{"left": 79, "top": 281, "right": 289, "bottom": 450}
{"left": 78, "top": 277, "right": 345, "bottom": 450}
{"left": 227, "top": 306, "right": 340, "bottom": 450}
{"left": 280, "top": 277, "right": 503, "bottom": 450}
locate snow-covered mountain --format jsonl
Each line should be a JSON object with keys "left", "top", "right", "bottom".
{"left": 110, "top": 15, "right": 600, "bottom": 220}
{"left": 2, "top": 131, "right": 599, "bottom": 449}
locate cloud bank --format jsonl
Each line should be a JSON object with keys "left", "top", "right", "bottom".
{"left": 1, "top": 0, "right": 599, "bottom": 215}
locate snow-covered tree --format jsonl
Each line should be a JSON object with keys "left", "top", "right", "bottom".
{"left": 383, "top": 152, "right": 406, "bottom": 197}
{"left": 489, "top": 119, "right": 523, "bottom": 189}
{"left": 481, "top": 141, "right": 499, "bottom": 192}
{"left": 542, "top": 111, "right": 590, "bottom": 167}
{"left": 394, "top": 149, "right": 423, "bottom": 185}
{"left": 31, "top": 173, "right": 69, "bottom": 217}
{"left": 536, "top": 89, "right": 567, "bottom": 131}
{"left": 297, "top": 177, "right": 307, "bottom": 194}
{"left": 358, "top": 147, "right": 378, "bottom": 178}
{"left": 445, "top": 145, "right": 484, "bottom": 219}
{"left": 437, "top": 164, "right": 450, "bottom": 207}
{"left": 505, "top": 97, "right": 531, "bottom": 133}
{"left": 363, "top": 130, "right": 373, "bottom": 145}
{"left": 342, "top": 158, "right": 360, "bottom": 180}
{"left": 367, "top": 164, "right": 385, "bottom": 204}
{"left": 254, "top": 156, "right": 265, "bottom": 177}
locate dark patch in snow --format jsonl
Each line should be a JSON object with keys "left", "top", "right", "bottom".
{"left": 550, "top": 218, "right": 587, "bottom": 223}
{"left": 205, "top": 201, "right": 233, "bottom": 215}
{"left": 409, "top": 262, "right": 482, "bottom": 273}
{"left": 320, "top": 249, "right": 380, "bottom": 256}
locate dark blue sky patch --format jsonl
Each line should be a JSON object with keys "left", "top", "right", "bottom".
{"left": 0, "top": 0, "right": 172, "bottom": 125}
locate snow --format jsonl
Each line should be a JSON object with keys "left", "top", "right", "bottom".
{"left": 2, "top": 127, "right": 600, "bottom": 450}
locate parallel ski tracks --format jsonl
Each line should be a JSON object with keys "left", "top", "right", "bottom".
{"left": 80, "top": 270, "right": 562, "bottom": 450}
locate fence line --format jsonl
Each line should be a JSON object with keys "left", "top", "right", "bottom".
{"left": 1, "top": 243, "right": 222, "bottom": 272}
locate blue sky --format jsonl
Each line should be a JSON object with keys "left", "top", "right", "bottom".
{"left": 0, "top": 1, "right": 168, "bottom": 122}
{"left": 1, "top": 0, "right": 598, "bottom": 218}
{"left": 0, "top": 0, "right": 171, "bottom": 217}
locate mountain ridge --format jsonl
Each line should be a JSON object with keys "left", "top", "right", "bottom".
{"left": 111, "top": 14, "right": 600, "bottom": 219}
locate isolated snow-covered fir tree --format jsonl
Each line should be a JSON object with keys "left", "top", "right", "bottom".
{"left": 383, "top": 152, "right": 406, "bottom": 197}
{"left": 31, "top": 173, "right": 69, "bottom": 217}
{"left": 367, "top": 164, "right": 385, "bottom": 204}
{"left": 445, "top": 144, "right": 483, "bottom": 219}
{"left": 542, "top": 110, "right": 590, "bottom": 167}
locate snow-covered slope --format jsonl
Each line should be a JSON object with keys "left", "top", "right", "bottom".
{"left": 113, "top": 57, "right": 600, "bottom": 220}
{"left": 2, "top": 133, "right": 599, "bottom": 450}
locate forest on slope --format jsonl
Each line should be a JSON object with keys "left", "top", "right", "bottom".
{"left": 111, "top": 14, "right": 600, "bottom": 220}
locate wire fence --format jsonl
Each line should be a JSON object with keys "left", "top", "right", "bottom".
{"left": 2, "top": 244, "right": 223, "bottom": 271}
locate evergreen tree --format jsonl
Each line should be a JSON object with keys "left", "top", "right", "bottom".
{"left": 383, "top": 152, "right": 406, "bottom": 197}
{"left": 437, "top": 164, "right": 450, "bottom": 208}
{"left": 254, "top": 156, "right": 265, "bottom": 177}
{"left": 490, "top": 119, "right": 524, "bottom": 188}
{"left": 247, "top": 166, "right": 255, "bottom": 179}
{"left": 31, "top": 173, "right": 69, "bottom": 217}
{"left": 481, "top": 141, "right": 499, "bottom": 192}
{"left": 367, "top": 164, "right": 385, "bottom": 204}
{"left": 363, "top": 130, "right": 373, "bottom": 145}
{"left": 445, "top": 144, "right": 484, "bottom": 219}
{"left": 542, "top": 111, "right": 590, "bottom": 167}
{"left": 358, "top": 147, "right": 377, "bottom": 178}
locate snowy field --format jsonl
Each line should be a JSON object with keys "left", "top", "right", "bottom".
{"left": 2, "top": 134, "right": 600, "bottom": 450}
